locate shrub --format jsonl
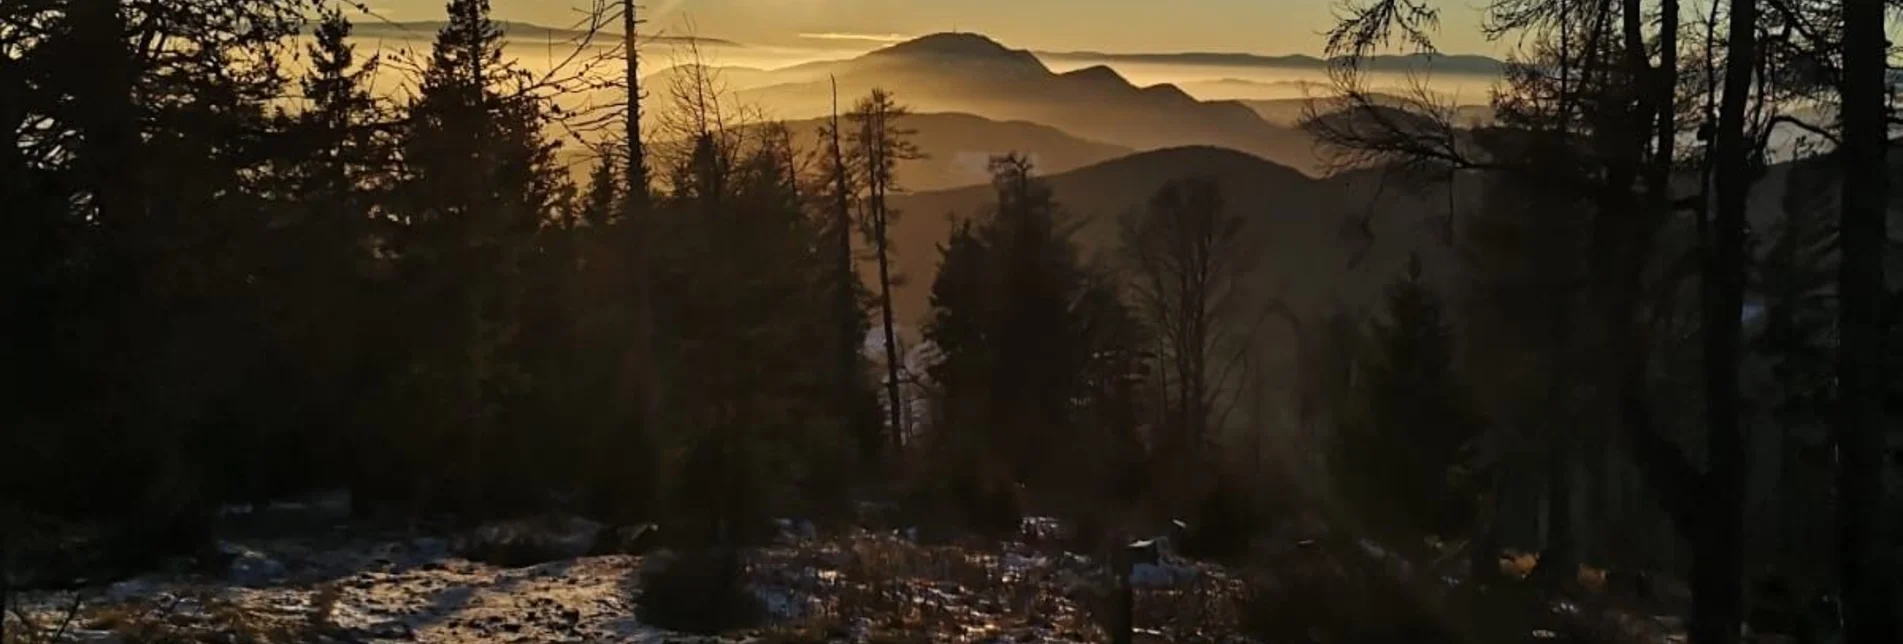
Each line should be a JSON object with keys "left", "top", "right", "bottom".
{"left": 634, "top": 548, "right": 764, "bottom": 635}
{"left": 1239, "top": 539, "right": 1639, "bottom": 644}
{"left": 1239, "top": 542, "right": 1459, "bottom": 644}
{"left": 1178, "top": 473, "right": 1258, "bottom": 561}
{"left": 454, "top": 515, "right": 601, "bottom": 567}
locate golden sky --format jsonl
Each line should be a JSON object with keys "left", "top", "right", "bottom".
{"left": 359, "top": 0, "right": 1496, "bottom": 55}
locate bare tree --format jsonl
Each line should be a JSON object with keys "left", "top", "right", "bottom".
{"left": 847, "top": 88, "right": 923, "bottom": 454}
{"left": 1118, "top": 177, "right": 1257, "bottom": 457}
{"left": 817, "top": 76, "right": 872, "bottom": 459}
{"left": 619, "top": 0, "right": 660, "bottom": 517}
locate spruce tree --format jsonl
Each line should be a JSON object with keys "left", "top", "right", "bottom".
{"left": 923, "top": 154, "right": 1143, "bottom": 529}
{"left": 1331, "top": 255, "right": 1480, "bottom": 549}
{"left": 394, "top": 0, "right": 565, "bottom": 514}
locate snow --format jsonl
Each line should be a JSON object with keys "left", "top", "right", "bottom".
{"left": 1129, "top": 561, "right": 1200, "bottom": 588}
{"left": 12, "top": 520, "right": 1256, "bottom": 643}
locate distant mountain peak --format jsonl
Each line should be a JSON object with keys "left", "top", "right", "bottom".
{"left": 871, "top": 31, "right": 1050, "bottom": 65}
{"left": 1060, "top": 64, "right": 1129, "bottom": 85}
{"left": 878, "top": 32, "right": 1019, "bottom": 57}
{"left": 1139, "top": 83, "right": 1194, "bottom": 103}
{"left": 856, "top": 32, "right": 1049, "bottom": 75}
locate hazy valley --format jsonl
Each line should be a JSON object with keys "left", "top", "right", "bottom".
{"left": 12, "top": 3, "right": 1898, "bottom": 643}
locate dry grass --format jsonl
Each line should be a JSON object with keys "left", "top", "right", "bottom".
{"left": 635, "top": 548, "right": 765, "bottom": 635}
{"left": 4, "top": 593, "right": 84, "bottom": 644}
{"left": 763, "top": 532, "right": 1107, "bottom": 642}
{"left": 35, "top": 589, "right": 334, "bottom": 644}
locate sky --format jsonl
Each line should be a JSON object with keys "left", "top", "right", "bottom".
{"left": 360, "top": 0, "right": 1496, "bottom": 56}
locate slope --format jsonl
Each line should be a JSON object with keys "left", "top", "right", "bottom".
{"left": 643, "top": 33, "right": 1327, "bottom": 175}
{"left": 885, "top": 146, "right": 1456, "bottom": 329}
{"left": 771, "top": 112, "right": 1133, "bottom": 191}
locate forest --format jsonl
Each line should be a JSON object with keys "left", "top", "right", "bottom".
{"left": 1, "top": 0, "right": 1897, "bottom": 643}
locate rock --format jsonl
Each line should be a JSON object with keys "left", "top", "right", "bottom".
{"left": 106, "top": 578, "right": 161, "bottom": 602}
{"left": 458, "top": 514, "right": 604, "bottom": 567}
{"left": 591, "top": 523, "right": 661, "bottom": 556}
{"left": 224, "top": 545, "right": 289, "bottom": 587}
{"left": 410, "top": 537, "right": 450, "bottom": 558}
{"left": 1129, "top": 562, "right": 1198, "bottom": 588}
{"left": 363, "top": 621, "right": 414, "bottom": 640}
{"left": 774, "top": 518, "right": 820, "bottom": 543}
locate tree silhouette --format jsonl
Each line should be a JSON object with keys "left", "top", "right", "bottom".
{"left": 1119, "top": 176, "right": 1256, "bottom": 468}
{"left": 848, "top": 88, "right": 924, "bottom": 454}
{"left": 1331, "top": 255, "right": 1481, "bottom": 550}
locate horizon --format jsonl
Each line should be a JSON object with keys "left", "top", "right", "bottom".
{"left": 358, "top": 0, "right": 1502, "bottom": 57}
{"left": 12, "top": 1, "right": 1897, "bottom": 642}
{"left": 359, "top": 16, "right": 1511, "bottom": 61}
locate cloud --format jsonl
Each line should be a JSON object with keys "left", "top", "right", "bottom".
{"left": 798, "top": 32, "right": 912, "bottom": 44}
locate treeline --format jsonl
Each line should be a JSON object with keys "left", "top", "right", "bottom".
{"left": 1, "top": 0, "right": 887, "bottom": 555}
{"left": 0, "top": 0, "right": 1277, "bottom": 563}
{"left": 5, "top": 4, "right": 1898, "bottom": 642}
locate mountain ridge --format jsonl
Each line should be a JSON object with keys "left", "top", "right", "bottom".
{"left": 740, "top": 111, "right": 1135, "bottom": 191}
{"left": 643, "top": 32, "right": 1329, "bottom": 174}
{"left": 884, "top": 145, "right": 1450, "bottom": 327}
{"left": 1034, "top": 49, "right": 1505, "bottom": 75}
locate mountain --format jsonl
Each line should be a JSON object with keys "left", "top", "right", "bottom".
{"left": 648, "top": 112, "right": 1130, "bottom": 191}
{"left": 643, "top": 33, "right": 1330, "bottom": 174}
{"left": 883, "top": 146, "right": 1458, "bottom": 327}
{"left": 770, "top": 112, "right": 1132, "bottom": 191}
{"left": 1034, "top": 50, "right": 1507, "bottom": 76}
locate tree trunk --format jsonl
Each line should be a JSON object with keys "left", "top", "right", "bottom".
{"left": 622, "top": 0, "right": 647, "bottom": 198}
{"left": 875, "top": 181, "right": 904, "bottom": 454}
{"left": 1695, "top": 0, "right": 1755, "bottom": 638}
{"left": 621, "top": 0, "right": 656, "bottom": 516}
{"left": 1536, "top": 437, "right": 1578, "bottom": 586}
{"left": 1835, "top": 0, "right": 1896, "bottom": 638}
{"left": 827, "top": 79, "right": 866, "bottom": 462}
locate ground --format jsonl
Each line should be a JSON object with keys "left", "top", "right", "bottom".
{"left": 5, "top": 514, "right": 1255, "bottom": 644}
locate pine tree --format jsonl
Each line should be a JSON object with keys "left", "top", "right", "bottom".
{"left": 393, "top": 0, "right": 566, "bottom": 514}
{"left": 1331, "top": 255, "right": 1480, "bottom": 549}
{"left": 644, "top": 103, "right": 856, "bottom": 542}
{"left": 923, "top": 154, "right": 1143, "bottom": 528}
{"left": 3, "top": 0, "right": 312, "bottom": 555}
{"left": 263, "top": 4, "right": 392, "bottom": 504}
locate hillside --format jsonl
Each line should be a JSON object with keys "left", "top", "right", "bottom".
{"left": 643, "top": 33, "right": 1329, "bottom": 174}
{"left": 885, "top": 146, "right": 1458, "bottom": 329}
{"left": 1033, "top": 49, "right": 1507, "bottom": 76}
{"left": 771, "top": 112, "right": 1133, "bottom": 191}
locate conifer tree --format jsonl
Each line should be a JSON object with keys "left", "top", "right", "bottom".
{"left": 1331, "top": 256, "right": 1480, "bottom": 548}
{"left": 924, "top": 154, "right": 1144, "bottom": 528}
{"left": 394, "top": 0, "right": 566, "bottom": 514}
